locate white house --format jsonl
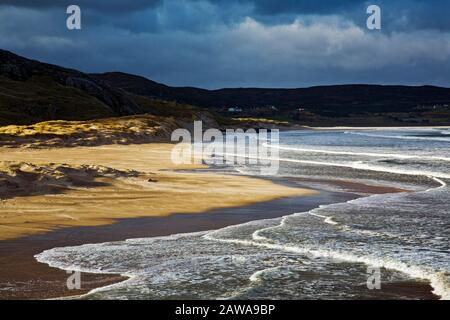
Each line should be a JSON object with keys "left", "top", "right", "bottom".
{"left": 228, "top": 107, "right": 243, "bottom": 113}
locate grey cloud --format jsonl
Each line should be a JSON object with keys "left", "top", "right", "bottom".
{"left": 0, "top": 1, "right": 449, "bottom": 88}
{"left": 2, "top": 1, "right": 450, "bottom": 32}
{"left": 0, "top": 0, "right": 161, "bottom": 13}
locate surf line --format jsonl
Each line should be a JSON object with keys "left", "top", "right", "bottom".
{"left": 308, "top": 212, "right": 339, "bottom": 225}
{"left": 223, "top": 150, "right": 447, "bottom": 228}
{"left": 264, "top": 144, "right": 450, "bottom": 162}
{"left": 218, "top": 152, "right": 450, "bottom": 183}
{"left": 210, "top": 149, "right": 449, "bottom": 297}
{"left": 426, "top": 176, "right": 447, "bottom": 192}
{"left": 203, "top": 211, "right": 450, "bottom": 300}
{"left": 344, "top": 131, "right": 450, "bottom": 143}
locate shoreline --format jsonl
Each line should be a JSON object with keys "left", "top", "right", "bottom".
{"left": 0, "top": 177, "right": 438, "bottom": 300}
{"left": 0, "top": 185, "right": 346, "bottom": 300}
{"left": 0, "top": 142, "right": 441, "bottom": 300}
{"left": 0, "top": 143, "right": 315, "bottom": 299}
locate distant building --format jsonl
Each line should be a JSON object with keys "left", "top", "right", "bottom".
{"left": 228, "top": 107, "right": 243, "bottom": 113}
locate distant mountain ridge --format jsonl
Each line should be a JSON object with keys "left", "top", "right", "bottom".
{"left": 92, "top": 72, "right": 450, "bottom": 115}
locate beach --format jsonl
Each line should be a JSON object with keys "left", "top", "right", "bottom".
{"left": 0, "top": 143, "right": 314, "bottom": 298}
{"left": 0, "top": 189, "right": 350, "bottom": 299}
{"left": 1, "top": 127, "right": 449, "bottom": 300}
{"left": 0, "top": 173, "right": 436, "bottom": 300}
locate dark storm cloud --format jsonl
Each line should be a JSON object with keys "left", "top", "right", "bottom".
{"left": 251, "top": 0, "right": 450, "bottom": 32}
{"left": 0, "top": 0, "right": 162, "bottom": 13}
{"left": 0, "top": 0, "right": 449, "bottom": 88}
{"left": 2, "top": 0, "right": 450, "bottom": 30}
{"left": 215, "top": 0, "right": 365, "bottom": 15}
{"left": 1, "top": 0, "right": 450, "bottom": 31}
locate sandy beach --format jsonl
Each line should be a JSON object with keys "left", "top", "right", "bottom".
{"left": 0, "top": 190, "right": 349, "bottom": 299}
{"left": 0, "top": 142, "right": 442, "bottom": 300}
{"left": 0, "top": 144, "right": 314, "bottom": 241}
{"left": 0, "top": 142, "right": 315, "bottom": 299}
{"left": 0, "top": 175, "right": 437, "bottom": 300}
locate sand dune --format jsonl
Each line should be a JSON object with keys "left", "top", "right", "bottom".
{"left": 0, "top": 161, "right": 141, "bottom": 199}
{"left": 0, "top": 115, "right": 179, "bottom": 148}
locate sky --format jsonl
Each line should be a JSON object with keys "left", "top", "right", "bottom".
{"left": 0, "top": 0, "right": 449, "bottom": 89}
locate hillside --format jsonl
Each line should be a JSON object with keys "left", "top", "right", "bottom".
{"left": 0, "top": 50, "right": 146, "bottom": 125}
{"left": 0, "top": 50, "right": 214, "bottom": 127}
{"left": 93, "top": 72, "right": 450, "bottom": 112}
{"left": 93, "top": 72, "right": 450, "bottom": 126}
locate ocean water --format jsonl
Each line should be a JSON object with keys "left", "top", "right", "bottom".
{"left": 36, "top": 128, "right": 450, "bottom": 300}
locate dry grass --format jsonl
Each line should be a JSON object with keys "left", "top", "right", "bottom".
{"left": 0, "top": 115, "right": 179, "bottom": 148}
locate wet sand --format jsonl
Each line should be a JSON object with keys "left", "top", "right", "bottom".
{"left": 0, "top": 190, "right": 345, "bottom": 299}
{"left": 0, "top": 179, "right": 438, "bottom": 300}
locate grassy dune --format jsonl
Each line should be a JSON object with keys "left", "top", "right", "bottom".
{"left": 0, "top": 115, "right": 180, "bottom": 148}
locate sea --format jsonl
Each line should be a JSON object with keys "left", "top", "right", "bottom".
{"left": 35, "top": 128, "right": 450, "bottom": 300}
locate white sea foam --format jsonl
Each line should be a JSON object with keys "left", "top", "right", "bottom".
{"left": 249, "top": 266, "right": 281, "bottom": 283}
{"left": 204, "top": 223, "right": 450, "bottom": 300}
{"left": 36, "top": 176, "right": 449, "bottom": 300}
{"left": 429, "top": 176, "right": 447, "bottom": 188}
{"left": 203, "top": 172, "right": 450, "bottom": 299}
{"left": 212, "top": 141, "right": 450, "bottom": 299}
{"left": 223, "top": 152, "right": 450, "bottom": 180}
{"left": 345, "top": 131, "right": 450, "bottom": 142}
{"left": 266, "top": 144, "right": 450, "bottom": 162}
{"left": 308, "top": 212, "right": 339, "bottom": 225}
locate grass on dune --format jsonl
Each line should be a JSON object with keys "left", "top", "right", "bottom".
{"left": 0, "top": 115, "right": 168, "bottom": 137}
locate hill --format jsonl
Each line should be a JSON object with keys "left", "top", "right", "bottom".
{"left": 0, "top": 50, "right": 214, "bottom": 127}
{"left": 92, "top": 72, "right": 450, "bottom": 113}
{"left": 0, "top": 50, "right": 147, "bottom": 125}
{"left": 93, "top": 72, "right": 450, "bottom": 126}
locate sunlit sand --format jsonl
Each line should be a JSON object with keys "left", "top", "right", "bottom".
{"left": 0, "top": 144, "right": 315, "bottom": 240}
